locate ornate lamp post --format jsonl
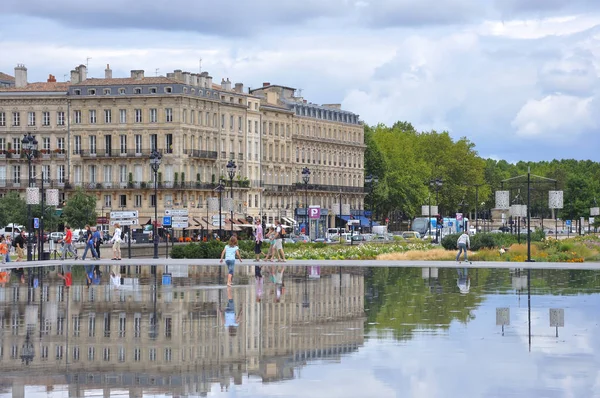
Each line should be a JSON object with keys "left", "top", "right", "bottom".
{"left": 302, "top": 167, "right": 310, "bottom": 238}
{"left": 149, "top": 150, "right": 162, "bottom": 259}
{"left": 365, "top": 175, "right": 379, "bottom": 232}
{"left": 217, "top": 178, "right": 225, "bottom": 240}
{"left": 226, "top": 160, "right": 237, "bottom": 237}
{"left": 22, "top": 133, "right": 38, "bottom": 261}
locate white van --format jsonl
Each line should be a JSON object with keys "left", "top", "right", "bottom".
{"left": 0, "top": 224, "right": 24, "bottom": 238}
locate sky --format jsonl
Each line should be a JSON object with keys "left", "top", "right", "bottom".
{"left": 2, "top": 0, "right": 600, "bottom": 162}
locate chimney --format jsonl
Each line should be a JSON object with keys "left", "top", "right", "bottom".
{"left": 234, "top": 83, "right": 243, "bottom": 93}
{"left": 14, "top": 64, "right": 27, "bottom": 88}
{"left": 174, "top": 69, "right": 183, "bottom": 82}
{"left": 77, "top": 64, "right": 87, "bottom": 82}
{"left": 206, "top": 75, "right": 213, "bottom": 88}
{"left": 263, "top": 82, "right": 270, "bottom": 87}
{"left": 182, "top": 71, "right": 191, "bottom": 85}
{"left": 191, "top": 73, "right": 199, "bottom": 87}
{"left": 70, "top": 69, "right": 80, "bottom": 84}
{"left": 47, "top": 74, "right": 56, "bottom": 83}
{"left": 105, "top": 64, "right": 112, "bottom": 79}
{"left": 130, "top": 70, "right": 144, "bottom": 80}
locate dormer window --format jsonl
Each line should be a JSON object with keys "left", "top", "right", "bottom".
{"left": 119, "top": 88, "right": 126, "bottom": 95}
{"left": 103, "top": 88, "right": 111, "bottom": 95}
{"left": 149, "top": 87, "right": 157, "bottom": 94}
{"left": 183, "top": 87, "right": 188, "bottom": 94}
{"left": 165, "top": 87, "right": 172, "bottom": 93}
{"left": 134, "top": 88, "right": 142, "bottom": 94}
{"left": 88, "top": 89, "right": 96, "bottom": 95}
{"left": 74, "top": 89, "right": 81, "bottom": 95}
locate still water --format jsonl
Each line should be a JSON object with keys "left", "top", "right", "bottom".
{"left": 0, "top": 264, "right": 598, "bottom": 397}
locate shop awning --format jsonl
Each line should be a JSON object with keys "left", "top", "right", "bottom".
{"left": 282, "top": 217, "right": 297, "bottom": 225}
{"left": 337, "top": 215, "right": 379, "bottom": 227}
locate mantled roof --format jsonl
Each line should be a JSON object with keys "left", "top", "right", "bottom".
{"left": 0, "top": 72, "right": 15, "bottom": 82}
{"left": 71, "top": 77, "right": 180, "bottom": 86}
{"left": 0, "top": 82, "right": 70, "bottom": 92}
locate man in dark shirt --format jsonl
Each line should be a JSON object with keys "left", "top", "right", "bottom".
{"left": 13, "top": 231, "right": 26, "bottom": 262}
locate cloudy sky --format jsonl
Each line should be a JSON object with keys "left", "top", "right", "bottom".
{"left": 3, "top": 0, "right": 600, "bottom": 162}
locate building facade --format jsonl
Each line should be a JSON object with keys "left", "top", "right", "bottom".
{"left": 0, "top": 64, "right": 365, "bottom": 236}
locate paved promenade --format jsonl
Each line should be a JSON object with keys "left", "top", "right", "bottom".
{"left": 5, "top": 258, "right": 600, "bottom": 270}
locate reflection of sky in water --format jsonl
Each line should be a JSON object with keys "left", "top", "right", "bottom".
{"left": 2, "top": 267, "right": 600, "bottom": 398}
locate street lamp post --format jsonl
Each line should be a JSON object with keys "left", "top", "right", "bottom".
{"left": 217, "top": 178, "right": 225, "bottom": 240}
{"left": 428, "top": 178, "right": 443, "bottom": 239}
{"left": 365, "top": 175, "right": 378, "bottom": 233}
{"left": 149, "top": 150, "right": 162, "bottom": 259}
{"left": 302, "top": 167, "right": 310, "bottom": 239}
{"left": 226, "top": 160, "right": 237, "bottom": 238}
{"left": 22, "top": 133, "right": 38, "bottom": 261}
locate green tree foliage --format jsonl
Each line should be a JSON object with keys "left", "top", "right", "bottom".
{"left": 0, "top": 192, "right": 27, "bottom": 228}
{"left": 31, "top": 204, "right": 61, "bottom": 232}
{"left": 365, "top": 121, "right": 600, "bottom": 224}
{"left": 62, "top": 188, "right": 97, "bottom": 229}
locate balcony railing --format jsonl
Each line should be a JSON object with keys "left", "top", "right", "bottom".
{"left": 0, "top": 150, "right": 66, "bottom": 160}
{"left": 183, "top": 150, "right": 218, "bottom": 160}
{"left": 0, "top": 179, "right": 66, "bottom": 189}
{"left": 75, "top": 150, "right": 151, "bottom": 158}
{"left": 291, "top": 183, "right": 366, "bottom": 193}
{"left": 68, "top": 180, "right": 250, "bottom": 190}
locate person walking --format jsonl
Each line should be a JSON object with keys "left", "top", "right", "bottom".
{"left": 110, "top": 223, "right": 122, "bottom": 261}
{"left": 274, "top": 220, "right": 286, "bottom": 262}
{"left": 220, "top": 236, "right": 242, "bottom": 287}
{"left": 13, "top": 230, "right": 26, "bottom": 262}
{"left": 81, "top": 225, "right": 99, "bottom": 260}
{"left": 456, "top": 230, "right": 470, "bottom": 263}
{"left": 4, "top": 235, "right": 11, "bottom": 264}
{"left": 254, "top": 218, "right": 265, "bottom": 262}
{"left": 93, "top": 227, "right": 102, "bottom": 259}
{"left": 0, "top": 236, "right": 8, "bottom": 264}
{"left": 61, "top": 225, "right": 78, "bottom": 260}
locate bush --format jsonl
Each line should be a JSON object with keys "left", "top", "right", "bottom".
{"left": 441, "top": 232, "right": 518, "bottom": 251}
{"left": 170, "top": 240, "right": 255, "bottom": 259}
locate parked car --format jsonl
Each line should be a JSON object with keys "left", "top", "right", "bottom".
{"left": 402, "top": 231, "right": 421, "bottom": 239}
{"left": 49, "top": 232, "right": 64, "bottom": 242}
{"left": 0, "top": 224, "right": 24, "bottom": 238}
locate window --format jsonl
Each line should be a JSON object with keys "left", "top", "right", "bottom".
{"left": 57, "top": 111, "right": 64, "bottom": 126}
{"left": 28, "top": 111, "right": 35, "bottom": 126}
{"left": 190, "top": 110, "right": 195, "bottom": 124}
{"left": 134, "top": 88, "right": 142, "bottom": 94}
{"left": 150, "top": 134, "right": 157, "bottom": 151}
{"left": 150, "top": 108, "right": 157, "bottom": 123}
{"left": 89, "top": 135, "right": 96, "bottom": 154}
{"left": 165, "top": 87, "right": 172, "bottom": 93}
{"left": 42, "top": 165, "right": 50, "bottom": 183}
{"left": 12, "top": 165, "right": 20, "bottom": 183}
{"left": 135, "top": 109, "right": 142, "bottom": 123}
{"left": 166, "top": 134, "right": 173, "bottom": 153}
{"left": 12, "top": 112, "right": 19, "bottom": 127}
{"left": 103, "top": 165, "right": 112, "bottom": 183}
{"left": 119, "top": 88, "right": 126, "bottom": 95}
{"left": 0, "top": 138, "right": 4, "bottom": 151}
{"left": 43, "top": 112, "right": 50, "bottom": 126}
{"left": 119, "top": 165, "right": 127, "bottom": 183}
{"left": 135, "top": 195, "right": 142, "bottom": 208}
{"left": 74, "top": 166, "right": 81, "bottom": 183}
{"left": 104, "top": 195, "right": 111, "bottom": 208}
{"left": 74, "top": 89, "right": 81, "bottom": 95}
{"left": 221, "top": 114, "right": 225, "bottom": 129}
{"left": 58, "top": 165, "right": 65, "bottom": 183}
{"left": 104, "top": 109, "right": 112, "bottom": 124}
{"left": 88, "top": 313, "right": 96, "bottom": 337}
{"left": 89, "top": 165, "right": 97, "bottom": 183}
{"left": 74, "top": 136, "right": 81, "bottom": 154}
{"left": 119, "top": 109, "right": 126, "bottom": 124}
{"left": 0, "top": 112, "right": 5, "bottom": 126}
{"left": 230, "top": 115, "right": 234, "bottom": 130}
{"left": 120, "top": 135, "right": 127, "bottom": 153}
{"left": 165, "top": 108, "right": 173, "bottom": 122}
{"left": 89, "top": 110, "right": 96, "bottom": 124}
{"left": 255, "top": 121, "right": 259, "bottom": 134}
{"left": 74, "top": 110, "right": 81, "bottom": 124}
{"left": 119, "top": 195, "right": 127, "bottom": 207}
{"left": 150, "top": 87, "right": 157, "bottom": 94}
{"left": 43, "top": 137, "right": 50, "bottom": 151}
{"left": 238, "top": 116, "right": 242, "bottom": 131}
{"left": 182, "top": 109, "right": 187, "bottom": 123}
{"left": 135, "top": 135, "right": 142, "bottom": 154}
{"left": 12, "top": 138, "right": 20, "bottom": 153}
{"left": 103, "top": 88, "right": 111, "bottom": 95}
{"left": 105, "top": 135, "right": 112, "bottom": 155}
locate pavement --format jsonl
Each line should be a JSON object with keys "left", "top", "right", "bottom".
{"left": 4, "top": 258, "right": 600, "bottom": 270}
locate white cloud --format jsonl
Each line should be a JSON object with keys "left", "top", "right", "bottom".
{"left": 511, "top": 94, "right": 597, "bottom": 138}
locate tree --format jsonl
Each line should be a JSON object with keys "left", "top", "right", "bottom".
{"left": 0, "top": 192, "right": 27, "bottom": 228}
{"left": 62, "top": 188, "right": 97, "bottom": 229}
{"left": 32, "top": 204, "right": 61, "bottom": 232}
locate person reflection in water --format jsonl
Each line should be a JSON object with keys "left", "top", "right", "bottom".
{"left": 220, "top": 286, "right": 243, "bottom": 336}
{"left": 457, "top": 268, "right": 471, "bottom": 294}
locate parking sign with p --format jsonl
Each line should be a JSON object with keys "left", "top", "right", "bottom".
{"left": 309, "top": 206, "right": 321, "bottom": 219}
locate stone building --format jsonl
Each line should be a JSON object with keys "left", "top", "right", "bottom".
{"left": 0, "top": 64, "right": 365, "bottom": 236}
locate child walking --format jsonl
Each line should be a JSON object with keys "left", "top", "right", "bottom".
{"left": 0, "top": 236, "right": 8, "bottom": 264}
{"left": 220, "top": 236, "right": 242, "bottom": 287}
{"left": 264, "top": 227, "right": 277, "bottom": 262}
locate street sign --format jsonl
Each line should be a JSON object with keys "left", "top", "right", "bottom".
{"left": 110, "top": 210, "right": 138, "bottom": 219}
{"left": 173, "top": 222, "right": 189, "bottom": 228}
{"left": 110, "top": 219, "right": 138, "bottom": 226}
{"left": 165, "top": 209, "right": 188, "bottom": 216}
{"left": 33, "top": 218, "right": 39, "bottom": 229}
{"left": 97, "top": 217, "right": 108, "bottom": 224}
{"left": 172, "top": 216, "right": 188, "bottom": 221}
{"left": 163, "top": 216, "right": 172, "bottom": 227}
{"left": 456, "top": 213, "right": 463, "bottom": 221}
{"left": 566, "top": 220, "right": 572, "bottom": 226}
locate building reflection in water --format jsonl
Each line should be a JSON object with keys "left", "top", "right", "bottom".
{"left": 0, "top": 265, "right": 365, "bottom": 397}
